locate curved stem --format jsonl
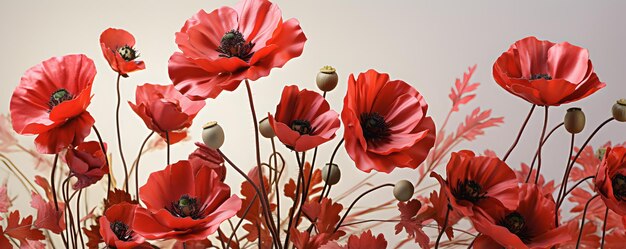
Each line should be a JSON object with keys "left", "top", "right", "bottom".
{"left": 576, "top": 194, "right": 599, "bottom": 249}
{"left": 525, "top": 122, "right": 564, "bottom": 183}
{"left": 503, "top": 104, "right": 536, "bottom": 162}
{"left": 557, "top": 176, "right": 595, "bottom": 209}
{"left": 135, "top": 132, "right": 153, "bottom": 200}
{"left": 243, "top": 80, "right": 279, "bottom": 247}
{"left": 51, "top": 154, "right": 60, "bottom": 211}
{"left": 114, "top": 73, "right": 130, "bottom": 191}
{"left": 76, "top": 189, "right": 85, "bottom": 249}
{"left": 562, "top": 117, "right": 614, "bottom": 185}
{"left": 321, "top": 138, "right": 344, "bottom": 200}
{"left": 601, "top": 207, "right": 609, "bottom": 249}
{"left": 93, "top": 125, "right": 111, "bottom": 196}
{"left": 284, "top": 153, "right": 305, "bottom": 248}
{"left": 556, "top": 133, "right": 575, "bottom": 211}
{"left": 435, "top": 204, "right": 452, "bottom": 249}
{"left": 165, "top": 131, "right": 170, "bottom": 165}
{"left": 534, "top": 106, "right": 549, "bottom": 183}
{"left": 270, "top": 138, "right": 280, "bottom": 239}
{"left": 226, "top": 195, "right": 257, "bottom": 249}
{"left": 334, "top": 183, "right": 394, "bottom": 233}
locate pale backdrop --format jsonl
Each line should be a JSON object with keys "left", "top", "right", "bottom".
{"left": 1, "top": 0, "right": 626, "bottom": 248}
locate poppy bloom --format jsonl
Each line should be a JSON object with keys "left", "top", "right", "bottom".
{"left": 128, "top": 84, "right": 205, "bottom": 144}
{"left": 99, "top": 28, "right": 145, "bottom": 76}
{"left": 472, "top": 184, "right": 571, "bottom": 249}
{"left": 168, "top": 0, "right": 307, "bottom": 100}
{"left": 188, "top": 142, "right": 226, "bottom": 181}
{"left": 268, "top": 85, "right": 340, "bottom": 151}
{"left": 594, "top": 146, "right": 626, "bottom": 216}
{"left": 493, "top": 36, "right": 605, "bottom": 106}
{"left": 133, "top": 161, "right": 241, "bottom": 242}
{"left": 431, "top": 150, "right": 519, "bottom": 216}
{"left": 66, "top": 141, "right": 108, "bottom": 190}
{"left": 341, "top": 69, "right": 436, "bottom": 173}
{"left": 10, "top": 54, "right": 96, "bottom": 154}
{"left": 99, "top": 203, "right": 152, "bottom": 249}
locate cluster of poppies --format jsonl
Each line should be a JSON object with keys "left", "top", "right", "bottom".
{"left": 2, "top": 0, "right": 625, "bottom": 248}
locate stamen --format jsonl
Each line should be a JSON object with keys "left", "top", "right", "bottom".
{"left": 290, "top": 120, "right": 313, "bottom": 135}
{"left": 217, "top": 30, "right": 255, "bottom": 62}
{"left": 359, "top": 112, "right": 390, "bottom": 142}
{"left": 110, "top": 221, "right": 133, "bottom": 241}
{"left": 452, "top": 180, "right": 486, "bottom": 203}
{"left": 166, "top": 195, "right": 206, "bottom": 220}
{"left": 48, "top": 89, "right": 73, "bottom": 110}
{"left": 117, "top": 45, "right": 139, "bottom": 61}
{"left": 498, "top": 212, "right": 530, "bottom": 242}
{"left": 612, "top": 174, "right": 626, "bottom": 201}
{"left": 530, "top": 74, "right": 552, "bottom": 80}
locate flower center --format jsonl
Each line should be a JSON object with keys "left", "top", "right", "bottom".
{"left": 530, "top": 74, "right": 552, "bottom": 80}
{"left": 612, "top": 174, "right": 626, "bottom": 201}
{"left": 499, "top": 212, "right": 529, "bottom": 242}
{"left": 453, "top": 180, "right": 486, "bottom": 203}
{"left": 217, "top": 30, "right": 255, "bottom": 62}
{"left": 110, "top": 220, "right": 133, "bottom": 242}
{"left": 166, "top": 195, "right": 205, "bottom": 219}
{"left": 360, "top": 112, "right": 390, "bottom": 142}
{"left": 48, "top": 89, "right": 73, "bottom": 110}
{"left": 117, "top": 45, "right": 138, "bottom": 61}
{"left": 290, "top": 120, "right": 313, "bottom": 135}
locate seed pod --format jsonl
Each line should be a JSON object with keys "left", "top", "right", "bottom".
{"left": 322, "top": 163, "right": 341, "bottom": 185}
{"left": 393, "top": 180, "right": 414, "bottom": 202}
{"left": 612, "top": 99, "right": 626, "bottom": 122}
{"left": 316, "top": 66, "right": 338, "bottom": 92}
{"left": 564, "top": 107, "right": 585, "bottom": 134}
{"left": 259, "top": 117, "right": 275, "bottom": 138}
{"left": 202, "top": 121, "right": 225, "bottom": 150}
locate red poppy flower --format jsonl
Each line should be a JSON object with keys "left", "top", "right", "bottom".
{"left": 472, "top": 184, "right": 571, "bottom": 249}
{"left": 493, "top": 36, "right": 605, "bottom": 106}
{"left": 594, "top": 146, "right": 626, "bottom": 216}
{"left": 129, "top": 84, "right": 205, "bottom": 145}
{"left": 168, "top": 0, "right": 307, "bottom": 100}
{"left": 10, "top": 54, "right": 96, "bottom": 154}
{"left": 99, "top": 203, "right": 152, "bottom": 249}
{"left": 66, "top": 141, "right": 108, "bottom": 190}
{"left": 431, "top": 150, "right": 519, "bottom": 217}
{"left": 100, "top": 28, "right": 145, "bottom": 76}
{"left": 341, "top": 70, "right": 436, "bottom": 173}
{"left": 133, "top": 161, "right": 241, "bottom": 242}
{"left": 188, "top": 142, "right": 226, "bottom": 181}
{"left": 268, "top": 85, "right": 340, "bottom": 151}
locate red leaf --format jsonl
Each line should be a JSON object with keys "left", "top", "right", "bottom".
{"left": 321, "top": 230, "right": 387, "bottom": 249}
{"left": 3, "top": 211, "right": 45, "bottom": 244}
{"left": 30, "top": 192, "right": 65, "bottom": 234}
{"left": 105, "top": 189, "right": 137, "bottom": 210}
{"left": 394, "top": 199, "right": 429, "bottom": 248}
{"left": 83, "top": 222, "right": 102, "bottom": 249}
{"left": 0, "top": 182, "right": 10, "bottom": 213}
{"left": 284, "top": 162, "right": 323, "bottom": 202}
{"left": 448, "top": 65, "right": 479, "bottom": 112}
{"left": 33, "top": 176, "right": 53, "bottom": 201}
{"left": 302, "top": 198, "right": 343, "bottom": 234}
{"left": 456, "top": 108, "right": 504, "bottom": 141}
{"left": 0, "top": 227, "right": 11, "bottom": 249}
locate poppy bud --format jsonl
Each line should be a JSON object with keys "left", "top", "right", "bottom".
{"left": 202, "top": 121, "right": 224, "bottom": 150}
{"left": 393, "top": 180, "right": 414, "bottom": 202}
{"left": 316, "top": 66, "right": 338, "bottom": 92}
{"left": 259, "top": 117, "right": 275, "bottom": 138}
{"left": 612, "top": 99, "right": 626, "bottom": 122}
{"left": 322, "top": 163, "right": 341, "bottom": 185}
{"left": 564, "top": 107, "right": 585, "bottom": 134}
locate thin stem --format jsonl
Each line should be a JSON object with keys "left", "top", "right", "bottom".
{"left": 216, "top": 229, "right": 226, "bottom": 249}
{"left": 115, "top": 73, "right": 130, "bottom": 191}
{"left": 284, "top": 155, "right": 304, "bottom": 248}
{"left": 77, "top": 189, "right": 85, "bottom": 249}
{"left": 135, "top": 132, "right": 154, "bottom": 200}
{"left": 576, "top": 194, "right": 599, "bottom": 249}
{"left": 557, "top": 176, "right": 595, "bottom": 209}
{"left": 340, "top": 219, "right": 402, "bottom": 227}
{"left": 165, "top": 131, "right": 170, "bottom": 165}
{"left": 51, "top": 154, "right": 60, "bottom": 211}
{"left": 435, "top": 204, "right": 452, "bottom": 249}
{"left": 93, "top": 125, "right": 111, "bottom": 196}
{"left": 334, "top": 183, "right": 395, "bottom": 233}
{"left": 271, "top": 137, "right": 280, "bottom": 239}
{"left": 218, "top": 149, "right": 278, "bottom": 247}
{"left": 601, "top": 207, "right": 609, "bottom": 249}
{"left": 321, "top": 138, "right": 344, "bottom": 201}
{"left": 502, "top": 104, "right": 536, "bottom": 162}
{"left": 555, "top": 133, "right": 575, "bottom": 226}
{"left": 244, "top": 80, "right": 279, "bottom": 246}
{"left": 525, "top": 122, "right": 564, "bottom": 183}
{"left": 534, "top": 106, "right": 549, "bottom": 183}
{"left": 226, "top": 195, "right": 257, "bottom": 249}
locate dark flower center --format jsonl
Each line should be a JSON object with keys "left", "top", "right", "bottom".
{"left": 290, "top": 120, "right": 313, "bottom": 135}
{"left": 110, "top": 220, "right": 133, "bottom": 242}
{"left": 48, "top": 89, "right": 73, "bottom": 110}
{"left": 217, "top": 30, "right": 255, "bottom": 62}
{"left": 117, "top": 45, "right": 139, "bottom": 61}
{"left": 530, "top": 74, "right": 552, "bottom": 80}
{"left": 452, "top": 180, "right": 486, "bottom": 203}
{"left": 499, "top": 212, "right": 530, "bottom": 242}
{"left": 166, "top": 195, "right": 206, "bottom": 219}
{"left": 612, "top": 174, "right": 626, "bottom": 201}
{"left": 360, "top": 112, "right": 390, "bottom": 142}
